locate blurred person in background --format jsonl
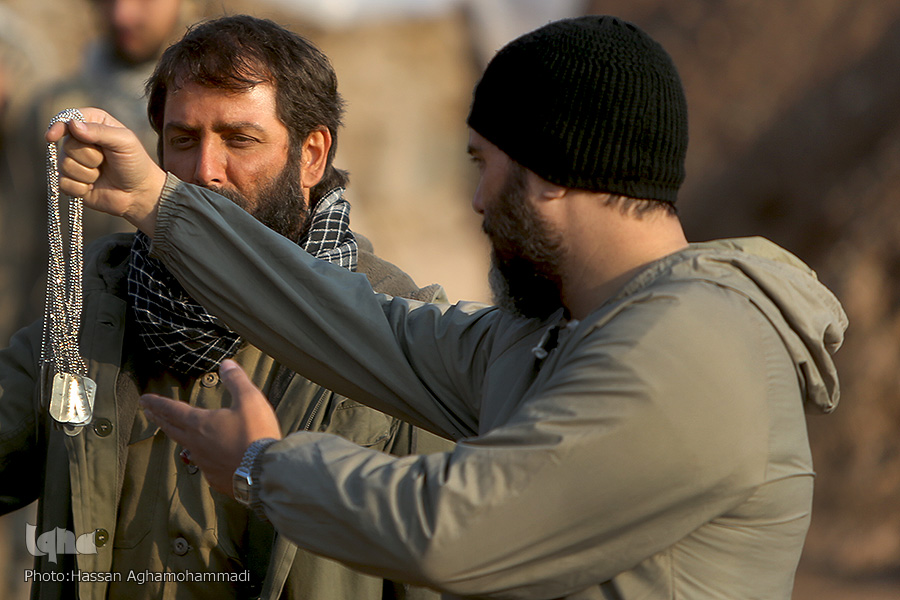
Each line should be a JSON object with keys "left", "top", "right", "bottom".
{"left": 29, "top": 0, "right": 196, "bottom": 159}
{"left": 1, "top": 14, "right": 449, "bottom": 600}
{"left": 0, "top": 4, "right": 59, "bottom": 343}
{"left": 259, "top": 0, "right": 585, "bottom": 65}
{"left": 4, "top": 0, "right": 200, "bottom": 344}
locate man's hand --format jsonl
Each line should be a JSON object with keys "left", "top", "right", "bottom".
{"left": 140, "top": 359, "right": 283, "bottom": 497}
{"left": 45, "top": 107, "right": 167, "bottom": 236}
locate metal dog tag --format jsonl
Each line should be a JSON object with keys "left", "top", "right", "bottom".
{"left": 48, "top": 372, "right": 96, "bottom": 426}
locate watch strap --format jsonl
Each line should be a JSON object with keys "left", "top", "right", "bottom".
{"left": 235, "top": 437, "right": 278, "bottom": 516}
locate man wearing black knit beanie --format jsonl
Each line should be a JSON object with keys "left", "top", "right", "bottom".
{"left": 58, "top": 15, "right": 847, "bottom": 600}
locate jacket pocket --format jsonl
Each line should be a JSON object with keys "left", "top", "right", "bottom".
{"left": 320, "top": 398, "right": 399, "bottom": 451}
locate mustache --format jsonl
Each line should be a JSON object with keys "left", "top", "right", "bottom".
{"left": 481, "top": 215, "right": 494, "bottom": 238}
{"left": 201, "top": 169, "right": 309, "bottom": 242}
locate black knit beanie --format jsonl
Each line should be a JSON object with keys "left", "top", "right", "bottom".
{"left": 467, "top": 16, "right": 688, "bottom": 203}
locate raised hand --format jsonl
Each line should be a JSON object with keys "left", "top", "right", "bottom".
{"left": 45, "top": 107, "right": 167, "bottom": 236}
{"left": 140, "top": 359, "right": 283, "bottom": 497}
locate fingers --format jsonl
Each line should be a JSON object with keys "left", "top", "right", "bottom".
{"left": 57, "top": 177, "right": 93, "bottom": 200}
{"left": 49, "top": 120, "right": 114, "bottom": 188}
{"left": 140, "top": 393, "right": 197, "bottom": 446}
{"left": 45, "top": 121, "right": 67, "bottom": 144}
{"left": 59, "top": 152, "right": 101, "bottom": 188}
{"left": 57, "top": 141, "right": 104, "bottom": 197}
{"left": 61, "top": 144, "right": 104, "bottom": 170}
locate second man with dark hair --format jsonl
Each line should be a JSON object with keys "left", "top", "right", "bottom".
{"left": 0, "top": 15, "right": 449, "bottom": 600}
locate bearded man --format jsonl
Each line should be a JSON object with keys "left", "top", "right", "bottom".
{"left": 55, "top": 16, "right": 848, "bottom": 600}
{"left": 0, "top": 15, "right": 448, "bottom": 600}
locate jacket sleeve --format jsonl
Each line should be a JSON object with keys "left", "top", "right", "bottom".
{"left": 0, "top": 322, "right": 46, "bottom": 513}
{"left": 251, "top": 285, "right": 781, "bottom": 599}
{"left": 151, "top": 176, "right": 499, "bottom": 441}
{"left": 149, "top": 182, "right": 780, "bottom": 598}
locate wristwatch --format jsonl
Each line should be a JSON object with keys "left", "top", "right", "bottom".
{"left": 233, "top": 438, "right": 278, "bottom": 507}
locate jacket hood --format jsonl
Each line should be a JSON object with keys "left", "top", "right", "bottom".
{"left": 674, "top": 237, "right": 848, "bottom": 414}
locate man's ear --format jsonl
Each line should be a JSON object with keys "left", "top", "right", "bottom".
{"left": 540, "top": 185, "right": 567, "bottom": 200}
{"left": 300, "top": 127, "right": 331, "bottom": 188}
{"left": 532, "top": 175, "right": 568, "bottom": 201}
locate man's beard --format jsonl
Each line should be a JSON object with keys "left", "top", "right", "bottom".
{"left": 209, "top": 158, "right": 311, "bottom": 242}
{"left": 483, "top": 163, "right": 564, "bottom": 320}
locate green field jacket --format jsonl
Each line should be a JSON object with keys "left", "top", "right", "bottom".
{"left": 0, "top": 232, "right": 449, "bottom": 600}
{"left": 147, "top": 177, "right": 848, "bottom": 600}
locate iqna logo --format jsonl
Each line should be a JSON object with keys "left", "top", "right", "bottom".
{"left": 26, "top": 524, "right": 98, "bottom": 564}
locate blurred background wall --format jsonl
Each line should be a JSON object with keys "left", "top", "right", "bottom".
{"left": 1, "top": 0, "right": 899, "bottom": 598}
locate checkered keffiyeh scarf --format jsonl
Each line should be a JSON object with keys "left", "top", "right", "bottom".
{"left": 128, "top": 187, "right": 358, "bottom": 376}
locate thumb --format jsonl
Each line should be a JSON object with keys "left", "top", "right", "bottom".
{"left": 66, "top": 119, "right": 138, "bottom": 155}
{"left": 77, "top": 106, "right": 127, "bottom": 128}
{"left": 44, "top": 107, "right": 124, "bottom": 143}
{"left": 220, "top": 359, "right": 283, "bottom": 441}
{"left": 219, "top": 359, "right": 267, "bottom": 412}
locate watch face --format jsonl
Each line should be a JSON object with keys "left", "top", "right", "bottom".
{"left": 233, "top": 466, "right": 253, "bottom": 505}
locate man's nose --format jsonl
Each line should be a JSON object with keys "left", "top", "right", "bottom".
{"left": 192, "top": 142, "right": 226, "bottom": 187}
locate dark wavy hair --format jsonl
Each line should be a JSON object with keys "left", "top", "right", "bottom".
{"left": 146, "top": 14, "right": 348, "bottom": 205}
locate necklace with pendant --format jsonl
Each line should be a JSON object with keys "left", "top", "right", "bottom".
{"left": 42, "top": 108, "right": 96, "bottom": 435}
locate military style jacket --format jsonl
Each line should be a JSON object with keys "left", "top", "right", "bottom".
{"left": 145, "top": 177, "right": 848, "bottom": 599}
{"left": 0, "top": 233, "right": 449, "bottom": 600}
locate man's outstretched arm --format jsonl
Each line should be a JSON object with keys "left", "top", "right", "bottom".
{"left": 52, "top": 107, "right": 489, "bottom": 440}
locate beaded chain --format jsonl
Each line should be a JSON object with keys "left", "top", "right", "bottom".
{"left": 42, "top": 109, "right": 95, "bottom": 430}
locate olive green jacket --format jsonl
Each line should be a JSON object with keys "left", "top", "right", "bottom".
{"left": 146, "top": 177, "right": 849, "bottom": 599}
{"left": 0, "top": 233, "right": 449, "bottom": 600}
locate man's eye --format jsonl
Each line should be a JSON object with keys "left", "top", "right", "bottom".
{"left": 229, "top": 135, "right": 257, "bottom": 145}
{"left": 169, "top": 136, "right": 195, "bottom": 148}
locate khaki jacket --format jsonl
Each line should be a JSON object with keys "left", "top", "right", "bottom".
{"left": 0, "top": 232, "right": 449, "bottom": 600}
{"left": 149, "top": 178, "right": 848, "bottom": 599}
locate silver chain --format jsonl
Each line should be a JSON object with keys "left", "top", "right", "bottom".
{"left": 41, "top": 108, "right": 86, "bottom": 376}
{"left": 42, "top": 109, "right": 95, "bottom": 431}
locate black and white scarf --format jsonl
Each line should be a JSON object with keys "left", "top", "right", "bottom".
{"left": 128, "top": 187, "right": 357, "bottom": 376}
